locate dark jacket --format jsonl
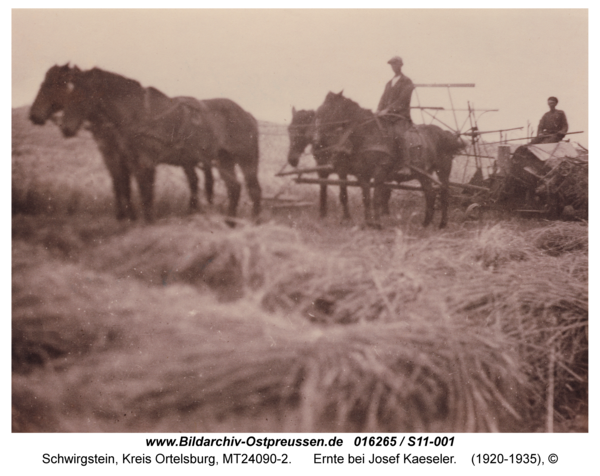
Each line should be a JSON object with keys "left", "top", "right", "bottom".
{"left": 537, "top": 109, "right": 568, "bottom": 136}
{"left": 377, "top": 74, "right": 415, "bottom": 122}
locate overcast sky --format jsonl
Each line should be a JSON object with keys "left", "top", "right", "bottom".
{"left": 12, "top": 8, "right": 589, "bottom": 146}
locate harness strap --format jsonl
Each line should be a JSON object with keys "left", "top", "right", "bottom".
{"left": 316, "top": 126, "right": 354, "bottom": 155}
{"left": 318, "top": 124, "right": 395, "bottom": 159}
{"left": 359, "top": 144, "right": 394, "bottom": 157}
{"left": 343, "top": 115, "right": 395, "bottom": 158}
{"left": 134, "top": 92, "right": 202, "bottom": 148}
{"left": 142, "top": 90, "right": 192, "bottom": 125}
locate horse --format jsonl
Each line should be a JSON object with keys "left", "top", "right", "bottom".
{"left": 46, "top": 66, "right": 261, "bottom": 222}
{"left": 287, "top": 107, "right": 350, "bottom": 219}
{"left": 314, "top": 91, "right": 465, "bottom": 228}
{"left": 29, "top": 64, "right": 218, "bottom": 221}
{"left": 29, "top": 64, "right": 135, "bottom": 220}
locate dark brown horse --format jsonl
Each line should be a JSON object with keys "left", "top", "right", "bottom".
{"left": 29, "top": 64, "right": 218, "bottom": 221}
{"left": 30, "top": 64, "right": 139, "bottom": 220}
{"left": 287, "top": 108, "right": 350, "bottom": 219}
{"left": 47, "top": 66, "right": 261, "bottom": 222}
{"left": 315, "top": 92, "right": 465, "bottom": 228}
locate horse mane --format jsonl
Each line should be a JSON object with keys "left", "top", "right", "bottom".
{"left": 47, "top": 63, "right": 71, "bottom": 77}
{"left": 146, "top": 86, "right": 170, "bottom": 101}
{"left": 296, "top": 109, "right": 316, "bottom": 117}
{"left": 322, "top": 92, "right": 373, "bottom": 123}
{"left": 325, "top": 92, "right": 367, "bottom": 112}
{"left": 290, "top": 109, "right": 316, "bottom": 126}
{"left": 43, "top": 63, "right": 79, "bottom": 86}
{"left": 79, "top": 68, "right": 165, "bottom": 102}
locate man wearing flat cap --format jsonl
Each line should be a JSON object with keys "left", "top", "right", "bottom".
{"left": 531, "top": 96, "right": 568, "bottom": 144}
{"left": 377, "top": 56, "right": 415, "bottom": 174}
{"left": 378, "top": 56, "right": 415, "bottom": 121}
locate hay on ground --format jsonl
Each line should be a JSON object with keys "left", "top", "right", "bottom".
{"left": 12, "top": 217, "right": 587, "bottom": 432}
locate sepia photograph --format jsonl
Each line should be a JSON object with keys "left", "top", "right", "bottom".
{"left": 11, "top": 8, "right": 588, "bottom": 436}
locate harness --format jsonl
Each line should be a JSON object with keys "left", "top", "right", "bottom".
{"left": 133, "top": 91, "right": 209, "bottom": 150}
{"left": 318, "top": 114, "right": 396, "bottom": 158}
{"left": 404, "top": 126, "right": 424, "bottom": 149}
{"left": 142, "top": 89, "right": 194, "bottom": 125}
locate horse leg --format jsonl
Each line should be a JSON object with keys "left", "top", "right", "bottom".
{"left": 242, "top": 170, "right": 262, "bottom": 219}
{"left": 118, "top": 159, "right": 136, "bottom": 221}
{"left": 420, "top": 178, "right": 436, "bottom": 227}
{"left": 106, "top": 160, "right": 128, "bottom": 220}
{"left": 97, "top": 138, "right": 135, "bottom": 221}
{"left": 382, "top": 186, "right": 392, "bottom": 216}
{"left": 436, "top": 160, "right": 452, "bottom": 228}
{"left": 217, "top": 152, "right": 242, "bottom": 217}
{"left": 439, "top": 184, "right": 449, "bottom": 229}
{"left": 338, "top": 172, "right": 351, "bottom": 220}
{"left": 203, "top": 165, "right": 214, "bottom": 205}
{"left": 359, "top": 178, "right": 374, "bottom": 226}
{"left": 318, "top": 170, "right": 329, "bottom": 218}
{"left": 236, "top": 155, "right": 261, "bottom": 219}
{"left": 183, "top": 164, "right": 200, "bottom": 212}
{"left": 133, "top": 164, "right": 156, "bottom": 223}
{"left": 371, "top": 167, "right": 390, "bottom": 228}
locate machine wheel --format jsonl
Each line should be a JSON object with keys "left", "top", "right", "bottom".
{"left": 465, "top": 203, "right": 482, "bottom": 220}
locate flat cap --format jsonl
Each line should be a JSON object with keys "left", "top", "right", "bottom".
{"left": 548, "top": 96, "right": 559, "bottom": 103}
{"left": 387, "top": 56, "right": 404, "bottom": 65}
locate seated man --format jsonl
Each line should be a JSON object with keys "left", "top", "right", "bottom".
{"left": 377, "top": 56, "right": 415, "bottom": 174}
{"left": 530, "top": 96, "right": 568, "bottom": 144}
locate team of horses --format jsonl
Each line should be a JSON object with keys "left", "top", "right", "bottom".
{"left": 29, "top": 64, "right": 465, "bottom": 228}
{"left": 290, "top": 92, "right": 465, "bottom": 228}
{"left": 30, "top": 64, "right": 261, "bottom": 222}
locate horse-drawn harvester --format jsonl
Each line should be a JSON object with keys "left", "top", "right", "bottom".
{"left": 277, "top": 84, "right": 588, "bottom": 226}
{"left": 461, "top": 141, "right": 588, "bottom": 220}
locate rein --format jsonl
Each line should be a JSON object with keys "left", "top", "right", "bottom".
{"left": 314, "top": 127, "right": 356, "bottom": 155}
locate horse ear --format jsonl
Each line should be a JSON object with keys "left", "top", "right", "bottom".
{"left": 292, "top": 106, "right": 296, "bottom": 115}
{"left": 337, "top": 90, "right": 344, "bottom": 96}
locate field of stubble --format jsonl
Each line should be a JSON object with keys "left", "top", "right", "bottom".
{"left": 12, "top": 107, "right": 587, "bottom": 432}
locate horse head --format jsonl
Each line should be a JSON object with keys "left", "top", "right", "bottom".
{"left": 60, "top": 68, "right": 148, "bottom": 138}
{"left": 317, "top": 91, "right": 360, "bottom": 126}
{"left": 60, "top": 71, "right": 96, "bottom": 138}
{"left": 29, "top": 63, "right": 80, "bottom": 125}
{"left": 313, "top": 91, "right": 359, "bottom": 157}
{"left": 287, "top": 108, "right": 316, "bottom": 167}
